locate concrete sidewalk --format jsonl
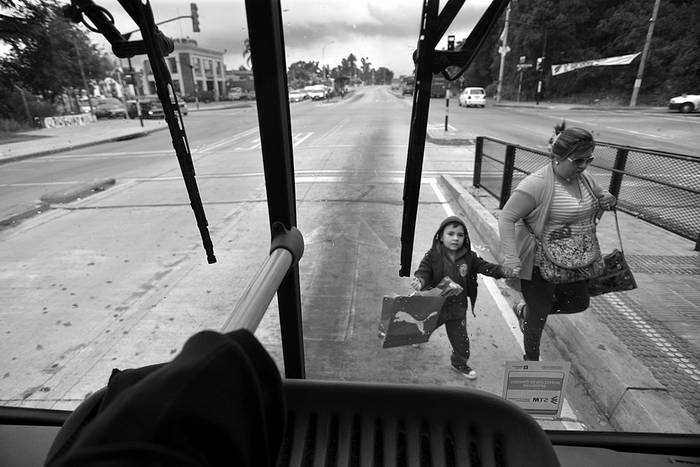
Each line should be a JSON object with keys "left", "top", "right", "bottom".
{"left": 0, "top": 119, "right": 169, "bottom": 165}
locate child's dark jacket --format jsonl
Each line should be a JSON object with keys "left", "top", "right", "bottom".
{"left": 414, "top": 216, "right": 506, "bottom": 321}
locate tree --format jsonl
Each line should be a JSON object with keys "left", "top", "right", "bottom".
{"left": 1, "top": 2, "right": 114, "bottom": 101}
{"left": 287, "top": 60, "right": 321, "bottom": 88}
{"left": 242, "top": 38, "right": 251, "bottom": 68}
{"left": 360, "top": 56, "right": 371, "bottom": 83}
{"left": 375, "top": 67, "right": 394, "bottom": 85}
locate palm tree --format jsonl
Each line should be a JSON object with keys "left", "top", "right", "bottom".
{"left": 242, "top": 38, "right": 251, "bottom": 69}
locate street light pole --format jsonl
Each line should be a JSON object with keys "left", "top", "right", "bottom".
{"left": 536, "top": 30, "right": 547, "bottom": 105}
{"left": 630, "top": 0, "right": 661, "bottom": 107}
{"left": 127, "top": 57, "right": 144, "bottom": 127}
{"left": 496, "top": 4, "right": 510, "bottom": 103}
{"left": 322, "top": 41, "right": 335, "bottom": 79}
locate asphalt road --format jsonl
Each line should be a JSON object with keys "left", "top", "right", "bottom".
{"left": 430, "top": 96, "right": 700, "bottom": 156}
{"left": 6, "top": 87, "right": 697, "bottom": 431}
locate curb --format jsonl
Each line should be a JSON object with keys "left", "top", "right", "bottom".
{"left": 439, "top": 174, "right": 699, "bottom": 433}
{"left": 40, "top": 178, "right": 116, "bottom": 204}
{"left": 0, "top": 125, "right": 168, "bottom": 165}
{"left": 0, "top": 202, "right": 50, "bottom": 229}
{"left": 493, "top": 102, "right": 665, "bottom": 112}
{"left": 187, "top": 102, "right": 252, "bottom": 112}
{"left": 426, "top": 130, "right": 474, "bottom": 146}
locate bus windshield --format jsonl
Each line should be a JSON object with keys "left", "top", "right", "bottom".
{"left": 1, "top": 0, "right": 698, "bottom": 442}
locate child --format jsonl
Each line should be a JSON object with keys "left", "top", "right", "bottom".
{"left": 411, "top": 216, "right": 510, "bottom": 379}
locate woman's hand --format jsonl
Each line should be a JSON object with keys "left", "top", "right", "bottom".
{"left": 410, "top": 277, "right": 423, "bottom": 291}
{"left": 503, "top": 266, "right": 521, "bottom": 278}
{"left": 598, "top": 192, "right": 617, "bottom": 210}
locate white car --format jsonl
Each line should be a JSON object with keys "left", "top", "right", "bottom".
{"left": 227, "top": 87, "right": 243, "bottom": 100}
{"left": 668, "top": 93, "right": 700, "bottom": 113}
{"left": 458, "top": 87, "right": 485, "bottom": 107}
{"left": 303, "top": 85, "right": 330, "bottom": 100}
{"left": 288, "top": 89, "right": 307, "bottom": 102}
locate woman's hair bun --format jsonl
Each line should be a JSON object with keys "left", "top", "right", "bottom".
{"left": 554, "top": 119, "right": 566, "bottom": 135}
{"left": 548, "top": 120, "right": 594, "bottom": 159}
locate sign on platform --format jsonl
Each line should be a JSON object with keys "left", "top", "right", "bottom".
{"left": 502, "top": 361, "right": 570, "bottom": 419}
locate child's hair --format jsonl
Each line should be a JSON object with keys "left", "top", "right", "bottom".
{"left": 440, "top": 221, "right": 465, "bottom": 236}
{"left": 435, "top": 220, "right": 469, "bottom": 247}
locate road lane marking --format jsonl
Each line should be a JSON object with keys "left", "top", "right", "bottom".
{"left": 429, "top": 181, "right": 585, "bottom": 431}
{"left": 196, "top": 127, "right": 258, "bottom": 153}
{"left": 293, "top": 132, "right": 313, "bottom": 147}
{"left": 429, "top": 178, "right": 454, "bottom": 217}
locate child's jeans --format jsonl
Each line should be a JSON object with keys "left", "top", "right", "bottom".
{"left": 444, "top": 318, "right": 470, "bottom": 362}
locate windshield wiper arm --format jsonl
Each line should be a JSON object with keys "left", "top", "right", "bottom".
{"left": 63, "top": 0, "right": 216, "bottom": 264}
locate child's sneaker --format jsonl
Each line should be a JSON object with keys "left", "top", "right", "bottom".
{"left": 451, "top": 360, "right": 477, "bottom": 379}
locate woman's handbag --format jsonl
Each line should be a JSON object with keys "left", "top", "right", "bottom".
{"left": 588, "top": 209, "right": 637, "bottom": 296}
{"left": 529, "top": 178, "right": 605, "bottom": 284}
{"left": 528, "top": 219, "right": 605, "bottom": 284}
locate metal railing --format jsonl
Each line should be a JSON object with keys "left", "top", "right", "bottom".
{"left": 474, "top": 136, "right": 700, "bottom": 250}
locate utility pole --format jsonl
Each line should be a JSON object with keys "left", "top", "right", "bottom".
{"left": 630, "top": 0, "right": 661, "bottom": 107}
{"left": 536, "top": 31, "right": 547, "bottom": 105}
{"left": 496, "top": 4, "right": 510, "bottom": 103}
{"left": 73, "top": 37, "right": 94, "bottom": 117}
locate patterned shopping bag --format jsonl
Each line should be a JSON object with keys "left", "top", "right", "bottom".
{"left": 380, "top": 293, "right": 445, "bottom": 348}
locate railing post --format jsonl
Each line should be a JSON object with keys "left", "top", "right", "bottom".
{"left": 609, "top": 148, "right": 628, "bottom": 198}
{"left": 474, "top": 136, "right": 484, "bottom": 188}
{"left": 499, "top": 144, "right": 516, "bottom": 209}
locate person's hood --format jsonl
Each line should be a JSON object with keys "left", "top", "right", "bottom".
{"left": 432, "top": 216, "right": 471, "bottom": 252}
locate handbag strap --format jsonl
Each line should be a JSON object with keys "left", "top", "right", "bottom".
{"left": 611, "top": 208, "right": 625, "bottom": 254}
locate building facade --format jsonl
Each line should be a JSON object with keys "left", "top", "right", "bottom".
{"left": 140, "top": 38, "right": 226, "bottom": 101}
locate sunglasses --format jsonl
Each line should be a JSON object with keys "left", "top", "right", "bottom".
{"left": 567, "top": 155, "right": 595, "bottom": 166}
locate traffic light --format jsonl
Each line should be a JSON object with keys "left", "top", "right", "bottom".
{"left": 124, "top": 73, "right": 134, "bottom": 85}
{"left": 190, "top": 3, "right": 200, "bottom": 32}
{"left": 447, "top": 35, "right": 455, "bottom": 51}
{"left": 536, "top": 57, "right": 543, "bottom": 71}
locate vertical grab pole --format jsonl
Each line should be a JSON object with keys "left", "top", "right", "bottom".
{"left": 245, "top": 0, "right": 305, "bottom": 378}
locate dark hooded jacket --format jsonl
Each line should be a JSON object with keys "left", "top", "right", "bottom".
{"left": 414, "top": 216, "right": 506, "bottom": 321}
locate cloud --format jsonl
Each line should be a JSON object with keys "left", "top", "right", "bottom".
{"left": 87, "top": 0, "right": 494, "bottom": 76}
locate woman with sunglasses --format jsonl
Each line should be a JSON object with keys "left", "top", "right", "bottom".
{"left": 498, "top": 121, "right": 616, "bottom": 361}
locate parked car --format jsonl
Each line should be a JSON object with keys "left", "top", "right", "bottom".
{"left": 288, "top": 89, "right": 307, "bottom": 102}
{"left": 227, "top": 87, "right": 243, "bottom": 100}
{"left": 303, "top": 85, "right": 331, "bottom": 100}
{"left": 94, "top": 98, "right": 128, "bottom": 119}
{"left": 127, "top": 100, "right": 188, "bottom": 119}
{"left": 668, "top": 93, "right": 700, "bottom": 113}
{"left": 458, "top": 87, "right": 486, "bottom": 107}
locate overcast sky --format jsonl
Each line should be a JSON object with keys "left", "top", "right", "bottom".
{"left": 89, "top": 0, "right": 493, "bottom": 76}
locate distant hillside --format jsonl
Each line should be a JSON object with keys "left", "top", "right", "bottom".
{"left": 458, "top": 0, "right": 699, "bottom": 105}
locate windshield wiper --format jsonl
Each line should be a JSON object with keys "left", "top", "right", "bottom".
{"left": 63, "top": 0, "right": 216, "bottom": 264}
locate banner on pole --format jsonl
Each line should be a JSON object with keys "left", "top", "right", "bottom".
{"left": 551, "top": 52, "right": 640, "bottom": 76}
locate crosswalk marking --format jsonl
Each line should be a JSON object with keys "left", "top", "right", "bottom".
{"left": 234, "top": 132, "right": 314, "bottom": 151}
